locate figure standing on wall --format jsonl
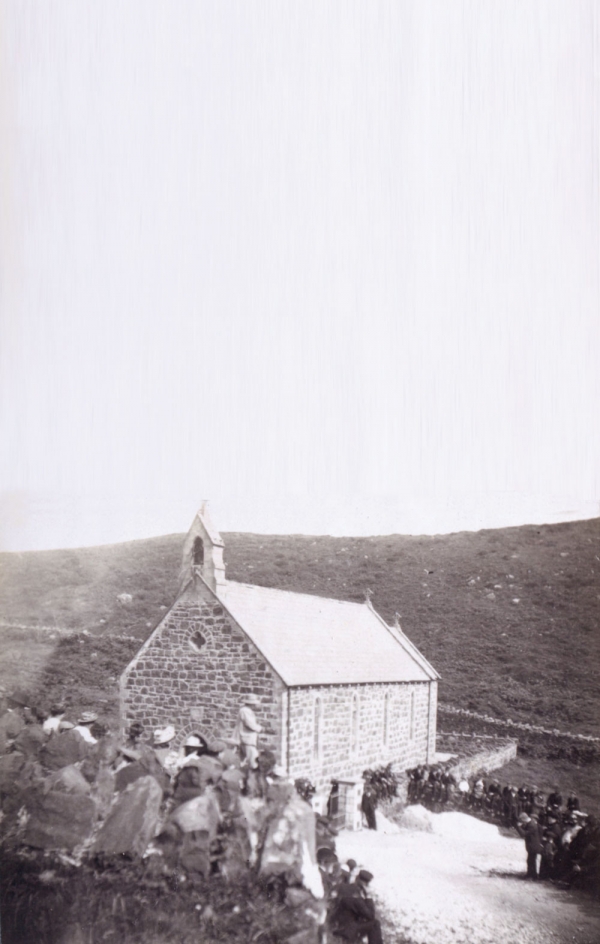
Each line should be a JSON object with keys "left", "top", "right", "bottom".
{"left": 234, "top": 694, "right": 264, "bottom": 769}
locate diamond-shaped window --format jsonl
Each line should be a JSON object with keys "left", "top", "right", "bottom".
{"left": 189, "top": 632, "right": 206, "bottom": 653}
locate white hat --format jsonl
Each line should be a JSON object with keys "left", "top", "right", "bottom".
{"left": 79, "top": 711, "right": 98, "bottom": 725}
{"left": 184, "top": 735, "right": 202, "bottom": 748}
{"left": 244, "top": 694, "right": 261, "bottom": 706}
{"left": 153, "top": 725, "right": 175, "bottom": 746}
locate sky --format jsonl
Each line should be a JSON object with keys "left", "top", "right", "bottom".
{"left": 1, "top": 1, "right": 599, "bottom": 550}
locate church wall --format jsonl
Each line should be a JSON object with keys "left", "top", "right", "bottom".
{"left": 120, "top": 579, "right": 284, "bottom": 752}
{"left": 287, "top": 680, "right": 436, "bottom": 793}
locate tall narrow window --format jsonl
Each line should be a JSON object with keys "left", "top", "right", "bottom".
{"left": 313, "top": 697, "right": 322, "bottom": 762}
{"left": 409, "top": 691, "right": 416, "bottom": 740}
{"left": 350, "top": 693, "right": 359, "bottom": 755}
{"left": 192, "top": 537, "right": 204, "bottom": 567}
{"left": 383, "top": 692, "right": 390, "bottom": 746}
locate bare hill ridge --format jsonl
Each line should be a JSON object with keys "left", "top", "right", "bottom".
{"left": 1, "top": 518, "right": 599, "bottom": 736}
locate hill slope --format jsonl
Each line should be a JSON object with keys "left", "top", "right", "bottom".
{"left": 0, "top": 519, "right": 599, "bottom": 736}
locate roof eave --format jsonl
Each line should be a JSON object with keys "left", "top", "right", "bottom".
{"left": 367, "top": 601, "right": 441, "bottom": 681}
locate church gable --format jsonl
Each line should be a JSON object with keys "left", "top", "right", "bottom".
{"left": 120, "top": 504, "right": 439, "bottom": 790}
{"left": 121, "top": 577, "right": 285, "bottom": 751}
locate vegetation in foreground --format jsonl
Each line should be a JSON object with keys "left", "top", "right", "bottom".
{"left": 0, "top": 850, "right": 306, "bottom": 944}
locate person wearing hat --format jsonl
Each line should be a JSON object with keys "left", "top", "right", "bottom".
{"left": 317, "top": 847, "right": 340, "bottom": 898}
{"left": 547, "top": 786, "right": 563, "bottom": 813}
{"left": 541, "top": 814, "right": 562, "bottom": 880}
{"left": 125, "top": 721, "right": 144, "bottom": 750}
{"left": 567, "top": 791, "right": 581, "bottom": 813}
{"left": 152, "top": 725, "right": 178, "bottom": 770}
{"left": 172, "top": 737, "right": 222, "bottom": 804}
{"left": 330, "top": 869, "right": 383, "bottom": 943}
{"left": 517, "top": 812, "right": 544, "bottom": 879}
{"left": 234, "top": 694, "right": 264, "bottom": 770}
{"left": 74, "top": 711, "right": 98, "bottom": 744}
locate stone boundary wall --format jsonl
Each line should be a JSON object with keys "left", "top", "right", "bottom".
{"left": 0, "top": 622, "right": 140, "bottom": 643}
{"left": 0, "top": 621, "right": 76, "bottom": 635}
{"left": 439, "top": 703, "right": 600, "bottom": 743}
{"left": 445, "top": 739, "right": 518, "bottom": 778}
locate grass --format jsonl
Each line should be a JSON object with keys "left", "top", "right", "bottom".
{"left": 0, "top": 517, "right": 599, "bottom": 790}
{"left": 1, "top": 518, "right": 600, "bottom": 941}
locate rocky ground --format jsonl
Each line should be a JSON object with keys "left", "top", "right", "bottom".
{"left": 337, "top": 808, "right": 600, "bottom": 944}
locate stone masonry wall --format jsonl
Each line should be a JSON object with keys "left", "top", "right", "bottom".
{"left": 449, "top": 740, "right": 518, "bottom": 779}
{"left": 121, "top": 580, "right": 284, "bottom": 753}
{"left": 287, "top": 680, "right": 435, "bottom": 793}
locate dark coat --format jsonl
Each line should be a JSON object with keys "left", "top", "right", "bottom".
{"left": 520, "top": 820, "right": 544, "bottom": 854}
{"left": 331, "top": 883, "right": 377, "bottom": 940}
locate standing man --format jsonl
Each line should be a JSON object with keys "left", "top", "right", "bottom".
{"left": 235, "top": 694, "right": 264, "bottom": 769}
{"left": 517, "top": 813, "right": 544, "bottom": 879}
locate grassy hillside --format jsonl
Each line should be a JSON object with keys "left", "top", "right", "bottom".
{"left": 0, "top": 519, "right": 599, "bottom": 737}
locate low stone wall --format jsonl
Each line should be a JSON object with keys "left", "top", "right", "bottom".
{"left": 445, "top": 738, "right": 518, "bottom": 778}
{"left": 439, "top": 704, "right": 600, "bottom": 743}
{"left": 439, "top": 708, "right": 600, "bottom": 764}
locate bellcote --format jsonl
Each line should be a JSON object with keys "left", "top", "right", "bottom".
{"left": 180, "top": 501, "right": 226, "bottom": 593}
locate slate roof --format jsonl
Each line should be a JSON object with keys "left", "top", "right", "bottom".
{"left": 217, "top": 581, "right": 439, "bottom": 687}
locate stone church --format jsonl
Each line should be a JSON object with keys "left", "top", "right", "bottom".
{"left": 121, "top": 505, "right": 439, "bottom": 792}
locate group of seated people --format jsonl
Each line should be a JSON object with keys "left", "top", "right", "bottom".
{"left": 407, "top": 763, "right": 600, "bottom": 896}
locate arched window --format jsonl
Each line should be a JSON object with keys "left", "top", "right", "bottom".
{"left": 350, "top": 693, "right": 360, "bottom": 755}
{"left": 383, "top": 691, "right": 390, "bottom": 746}
{"left": 409, "top": 690, "right": 416, "bottom": 740}
{"left": 192, "top": 537, "right": 204, "bottom": 567}
{"left": 313, "top": 696, "right": 322, "bottom": 762}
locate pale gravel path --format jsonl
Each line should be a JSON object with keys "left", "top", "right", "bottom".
{"left": 336, "top": 809, "right": 600, "bottom": 944}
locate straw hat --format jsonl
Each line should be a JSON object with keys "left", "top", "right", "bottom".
{"left": 79, "top": 711, "right": 98, "bottom": 725}
{"left": 153, "top": 725, "right": 175, "bottom": 746}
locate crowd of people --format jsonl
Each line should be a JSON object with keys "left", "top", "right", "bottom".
{"left": 2, "top": 687, "right": 387, "bottom": 939}
{"left": 407, "top": 762, "right": 600, "bottom": 895}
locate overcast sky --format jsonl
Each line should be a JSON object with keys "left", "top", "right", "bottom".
{"left": 1, "top": 1, "right": 599, "bottom": 550}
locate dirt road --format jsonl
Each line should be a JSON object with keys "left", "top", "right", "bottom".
{"left": 336, "top": 809, "right": 600, "bottom": 944}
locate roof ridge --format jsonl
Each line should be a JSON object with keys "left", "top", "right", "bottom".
{"left": 222, "top": 579, "right": 369, "bottom": 608}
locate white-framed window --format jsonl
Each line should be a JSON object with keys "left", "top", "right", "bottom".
{"left": 313, "top": 695, "right": 323, "bottom": 762}
{"left": 350, "top": 692, "right": 360, "bottom": 755}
